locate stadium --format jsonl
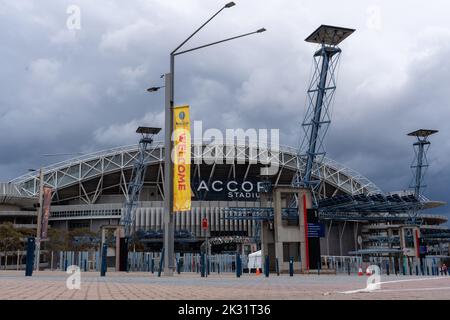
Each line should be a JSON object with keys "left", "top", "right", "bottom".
{"left": 0, "top": 24, "right": 449, "bottom": 272}
{"left": 1, "top": 140, "right": 448, "bottom": 261}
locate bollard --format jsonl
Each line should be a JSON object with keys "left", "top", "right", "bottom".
{"left": 264, "top": 255, "right": 270, "bottom": 278}
{"left": 207, "top": 257, "right": 210, "bottom": 276}
{"left": 386, "top": 261, "right": 390, "bottom": 276}
{"left": 100, "top": 243, "right": 107, "bottom": 277}
{"left": 64, "top": 258, "right": 68, "bottom": 272}
{"left": 204, "top": 254, "right": 208, "bottom": 277}
{"left": 201, "top": 253, "right": 205, "bottom": 278}
{"left": 236, "top": 253, "right": 241, "bottom": 278}
{"left": 158, "top": 248, "right": 164, "bottom": 277}
{"left": 176, "top": 259, "right": 180, "bottom": 275}
{"left": 84, "top": 259, "right": 87, "bottom": 272}
{"left": 289, "top": 257, "right": 294, "bottom": 277}
{"left": 25, "top": 237, "right": 35, "bottom": 277}
{"left": 276, "top": 258, "right": 280, "bottom": 276}
{"left": 415, "top": 265, "right": 419, "bottom": 276}
{"left": 151, "top": 257, "right": 154, "bottom": 274}
{"left": 217, "top": 262, "right": 220, "bottom": 274}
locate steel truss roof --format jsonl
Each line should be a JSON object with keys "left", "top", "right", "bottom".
{"left": 317, "top": 192, "right": 431, "bottom": 214}
{"left": 10, "top": 141, "right": 381, "bottom": 203}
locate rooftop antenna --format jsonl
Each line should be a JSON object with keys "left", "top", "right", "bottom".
{"left": 292, "top": 25, "right": 355, "bottom": 205}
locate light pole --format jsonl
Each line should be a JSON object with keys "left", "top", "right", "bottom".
{"left": 148, "top": 2, "right": 266, "bottom": 276}
{"left": 28, "top": 168, "right": 44, "bottom": 272}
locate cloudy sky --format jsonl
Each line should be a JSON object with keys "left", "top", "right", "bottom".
{"left": 1, "top": 0, "right": 449, "bottom": 215}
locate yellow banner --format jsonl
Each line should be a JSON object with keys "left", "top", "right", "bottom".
{"left": 173, "top": 105, "right": 191, "bottom": 212}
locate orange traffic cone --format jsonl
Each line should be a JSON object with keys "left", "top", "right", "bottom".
{"left": 256, "top": 268, "right": 261, "bottom": 276}
{"left": 358, "top": 267, "right": 363, "bottom": 276}
{"left": 366, "top": 267, "right": 372, "bottom": 276}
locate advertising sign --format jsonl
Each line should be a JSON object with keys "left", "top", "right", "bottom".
{"left": 41, "top": 187, "right": 52, "bottom": 239}
{"left": 173, "top": 105, "right": 191, "bottom": 212}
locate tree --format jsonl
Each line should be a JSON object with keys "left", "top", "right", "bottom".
{"left": 0, "top": 223, "right": 23, "bottom": 270}
{"left": 68, "top": 228, "right": 100, "bottom": 252}
{"left": 44, "top": 228, "right": 69, "bottom": 253}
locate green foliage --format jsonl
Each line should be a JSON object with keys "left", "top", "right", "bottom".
{"left": 0, "top": 223, "right": 23, "bottom": 253}
{"left": 0, "top": 223, "right": 23, "bottom": 269}
{"left": 44, "top": 228, "right": 69, "bottom": 252}
{"left": 67, "top": 228, "right": 100, "bottom": 251}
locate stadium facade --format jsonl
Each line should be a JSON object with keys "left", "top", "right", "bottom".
{"left": 2, "top": 141, "right": 448, "bottom": 259}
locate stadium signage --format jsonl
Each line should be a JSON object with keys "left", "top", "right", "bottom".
{"left": 173, "top": 105, "right": 191, "bottom": 212}
{"left": 195, "top": 180, "right": 267, "bottom": 200}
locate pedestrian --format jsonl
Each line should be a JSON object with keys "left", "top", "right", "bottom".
{"left": 443, "top": 263, "right": 448, "bottom": 276}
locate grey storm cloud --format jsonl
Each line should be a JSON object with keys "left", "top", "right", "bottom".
{"left": 0, "top": 0, "right": 449, "bottom": 216}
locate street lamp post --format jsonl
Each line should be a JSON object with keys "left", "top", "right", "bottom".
{"left": 149, "top": 2, "right": 266, "bottom": 276}
{"left": 35, "top": 168, "right": 44, "bottom": 272}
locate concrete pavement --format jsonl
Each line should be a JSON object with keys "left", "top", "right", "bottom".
{"left": 0, "top": 271, "right": 449, "bottom": 300}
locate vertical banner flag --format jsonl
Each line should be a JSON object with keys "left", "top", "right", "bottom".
{"left": 173, "top": 105, "right": 191, "bottom": 212}
{"left": 41, "top": 187, "right": 52, "bottom": 239}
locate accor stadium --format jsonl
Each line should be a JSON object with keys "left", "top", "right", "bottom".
{"left": 3, "top": 141, "right": 449, "bottom": 258}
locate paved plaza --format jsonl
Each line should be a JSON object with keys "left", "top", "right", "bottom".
{"left": 0, "top": 271, "right": 449, "bottom": 300}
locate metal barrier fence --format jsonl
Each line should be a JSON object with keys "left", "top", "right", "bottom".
{"left": 58, "top": 251, "right": 98, "bottom": 271}
{"left": 54, "top": 251, "right": 248, "bottom": 274}
{"left": 52, "top": 251, "right": 447, "bottom": 276}
{"left": 127, "top": 252, "right": 247, "bottom": 274}
{"left": 321, "top": 255, "right": 447, "bottom": 276}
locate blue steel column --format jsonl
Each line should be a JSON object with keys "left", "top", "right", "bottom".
{"left": 293, "top": 26, "right": 354, "bottom": 206}
{"left": 123, "top": 138, "right": 151, "bottom": 237}
{"left": 407, "top": 129, "right": 437, "bottom": 224}
{"left": 413, "top": 140, "right": 427, "bottom": 197}
{"left": 303, "top": 44, "right": 331, "bottom": 187}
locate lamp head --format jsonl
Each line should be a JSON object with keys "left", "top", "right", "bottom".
{"left": 147, "top": 86, "right": 161, "bottom": 92}
{"left": 225, "top": 2, "right": 236, "bottom": 8}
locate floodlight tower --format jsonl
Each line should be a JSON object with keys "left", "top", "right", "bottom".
{"left": 122, "top": 127, "right": 161, "bottom": 237}
{"left": 408, "top": 129, "right": 438, "bottom": 200}
{"left": 401, "top": 129, "right": 437, "bottom": 253}
{"left": 293, "top": 25, "right": 355, "bottom": 204}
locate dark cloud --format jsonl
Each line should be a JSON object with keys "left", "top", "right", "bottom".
{"left": 0, "top": 0, "right": 449, "bottom": 219}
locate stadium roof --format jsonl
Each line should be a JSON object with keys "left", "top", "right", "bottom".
{"left": 318, "top": 192, "right": 444, "bottom": 214}
{"left": 0, "top": 182, "right": 36, "bottom": 206}
{"left": 10, "top": 141, "right": 382, "bottom": 203}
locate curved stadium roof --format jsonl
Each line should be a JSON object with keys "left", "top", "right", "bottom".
{"left": 10, "top": 141, "right": 381, "bottom": 203}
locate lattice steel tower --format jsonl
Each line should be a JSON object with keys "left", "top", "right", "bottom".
{"left": 408, "top": 129, "right": 438, "bottom": 197}
{"left": 407, "top": 129, "right": 438, "bottom": 224}
{"left": 293, "top": 25, "right": 355, "bottom": 205}
{"left": 122, "top": 126, "right": 161, "bottom": 237}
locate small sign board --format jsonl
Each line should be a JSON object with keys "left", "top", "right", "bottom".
{"left": 357, "top": 235, "right": 362, "bottom": 245}
{"left": 419, "top": 246, "right": 427, "bottom": 255}
{"left": 307, "top": 223, "right": 325, "bottom": 238}
{"left": 202, "top": 218, "right": 208, "bottom": 230}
